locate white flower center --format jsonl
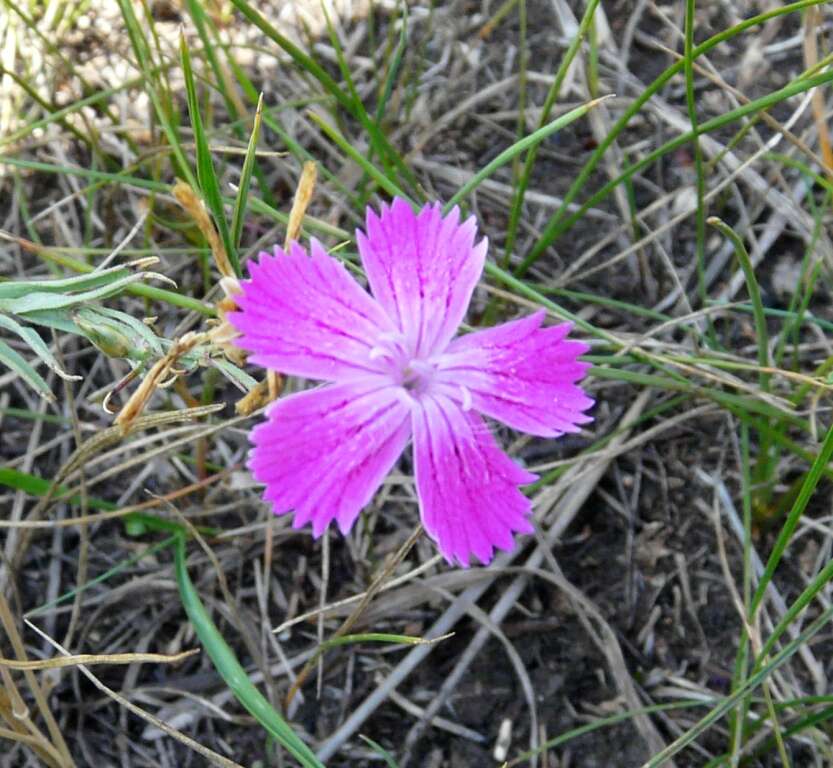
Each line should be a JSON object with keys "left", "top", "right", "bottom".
{"left": 370, "top": 332, "right": 437, "bottom": 397}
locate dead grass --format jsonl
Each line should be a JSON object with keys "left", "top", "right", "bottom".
{"left": 2, "top": 1, "right": 833, "bottom": 766}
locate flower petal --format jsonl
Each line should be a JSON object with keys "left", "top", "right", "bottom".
{"left": 357, "top": 198, "right": 486, "bottom": 358}
{"left": 412, "top": 394, "right": 537, "bottom": 567}
{"left": 434, "top": 310, "right": 594, "bottom": 437}
{"left": 228, "top": 240, "right": 394, "bottom": 382}
{"left": 249, "top": 380, "right": 411, "bottom": 536}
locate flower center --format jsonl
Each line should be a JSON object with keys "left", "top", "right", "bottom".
{"left": 399, "top": 359, "right": 435, "bottom": 395}
{"left": 370, "top": 332, "right": 436, "bottom": 398}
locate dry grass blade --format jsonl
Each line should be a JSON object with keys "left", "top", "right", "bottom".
{"left": 23, "top": 621, "right": 247, "bottom": 768}
{"left": 0, "top": 648, "right": 198, "bottom": 671}
{"left": 0, "top": 593, "right": 74, "bottom": 767}
{"left": 802, "top": 7, "right": 833, "bottom": 177}
{"left": 285, "top": 524, "right": 424, "bottom": 709}
{"left": 5, "top": 1, "right": 833, "bottom": 764}
{"left": 173, "top": 180, "right": 235, "bottom": 279}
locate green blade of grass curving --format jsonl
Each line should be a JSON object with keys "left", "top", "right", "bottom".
{"left": 707, "top": 218, "right": 769, "bottom": 391}
{"left": 641, "top": 601, "right": 833, "bottom": 767}
{"left": 444, "top": 96, "right": 611, "bottom": 211}
{"left": 308, "top": 112, "right": 409, "bottom": 201}
{"left": 173, "top": 536, "right": 326, "bottom": 768}
{"left": 0, "top": 339, "right": 53, "bottom": 400}
{"left": 0, "top": 154, "right": 346, "bottom": 258}
{"left": 516, "top": 0, "right": 830, "bottom": 274}
{"left": 508, "top": 700, "right": 712, "bottom": 766}
{"left": 359, "top": 736, "right": 399, "bottom": 767}
{"left": 116, "top": 0, "right": 196, "bottom": 188}
{"left": 180, "top": 33, "right": 238, "bottom": 276}
{"left": 0, "top": 314, "right": 77, "bottom": 381}
{"left": 749, "top": 421, "right": 833, "bottom": 619}
{"left": 230, "top": 93, "right": 264, "bottom": 252}
{"left": 228, "top": 0, "right": 418, "bottom": 196}
{"left": 684, "top": 0, "right": 708, "bottom": 309}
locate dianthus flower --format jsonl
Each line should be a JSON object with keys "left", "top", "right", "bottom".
{"left": 229, "top": 198, "right": 593, "bottom": 566}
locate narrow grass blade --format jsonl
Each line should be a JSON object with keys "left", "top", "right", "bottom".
{"left": 308, "top": 112, "right": 409, "bottom": 201}
{"left": 516, "top": 0, "right": 830, "bottom": 273}
{"left": 0, "top": 264, "right": 133, "bottom": 299}
{"left": 228, "top": 0, "right": 418, "bottom": 195}
{"left": 504, "top": 0, "right": 600, "bottom": 263}
{"left": 0, "top": 314, "right": 78, "bottom": 381}
{"left": 320, "top": 632, "right": 448, "bottom": 651}
{"left": 749, "top": 421, "right": 833, "bottom": 617}
{"left": 359, "top": 736, "right": 399, "bottom": 767}
{"left": 641, "top": 602, "right": 833, "bottom": 767}
{"left": 755, "top": 557, "right": 833, "bottom": 670}
{"left": 0, "top": 467, "right": 112, "bottom": 507}
{"left": 444, "top": 96, "right": 610, "bottom": 210}
{"left": 508, "top": 700, "right": 711, "bottom": 766}
{"left": 684, "top": 0, "right": 708, "bottom": 308}
{"left": 0, "top": 339, "right": 53, "bottom": 400}
{"left": 27, "top": 536, "right": 177, "bottom": 619}
{"left": 230, "top": 93, "right": 264, "bottom": 251}
{"left": 707, "top": 218, "right": 769, "bottom": 391}
{"left": 0, "top": 154, "right": 345, "bottom": 257}
{"left": 173, "top": 536, "right": 326, "bottom": 768}
{"left": 374, "top": 6, "right": 407, "bottom": 130}
{"left": 116, "top": 0, "right": 196, "bottom": 188}
{"left": 321, "top": 5, "right": 393, "bottom": 181}
{"left": 180, "top": 33, "right": 238, "bottom": 276}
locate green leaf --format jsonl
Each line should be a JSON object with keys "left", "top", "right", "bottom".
{"left": 359, "top": 736, "right": 399, "bottom": 768}
{"left": 0, "top": 338, "right": 53, "bottom": 399}
{"left": 0, "top": 313, "right": 78, "bottom": 381}
{"left": 173, "top": 536, "right": 326, "bottom": 768}
{"left": 516, "top": 0, "right": 832, "bottom": 274}
{"left": 0, "top": 264, "right": 132, "bottom": 299}
{"left": 230, "top": 93, "right": 264, "bottom": 251}
{"left": 445, "top": 97, "right": 609, "bottom": 210}
{"left": 116, "top": 0, "right": 196, "bottom": 187}
{"left": 211, "top": 357, "right": 258, "bottom": 392}
{"left": 0, "top": 272, "right": 164, "bottom": 315}
{"left": 180, "top": 33, "right": 239, "bottom": 276}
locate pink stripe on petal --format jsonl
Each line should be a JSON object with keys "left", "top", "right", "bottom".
{"left": 357, "top": 198, "right": 486, "bottom": 358}
{"left": 249, "top": 380, "right": 412, "bottom": 536}
{"left": 434, "top": 310, "right": 594, "bottom": 437}
{"left": 228, "top": 240, "right": 394, "bottom": 382}
{"left": 412, "top": 394, "right": 537, "bottom": 567}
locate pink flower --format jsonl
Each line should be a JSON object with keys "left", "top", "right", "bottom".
{"left": 229, "top": 198, "right": 593, "bottom": 566}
